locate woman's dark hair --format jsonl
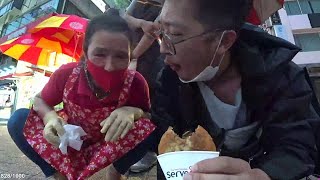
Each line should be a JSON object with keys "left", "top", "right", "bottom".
{"left": 83, "top": 8, "right": 133, "bottom": 56}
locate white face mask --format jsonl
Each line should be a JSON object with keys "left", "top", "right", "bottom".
{"left": 180, "top": 31, "right": 227, "bottom": 83}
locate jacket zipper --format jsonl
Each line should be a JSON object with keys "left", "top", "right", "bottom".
{"left": 248, "top": 149, "right": 264, "bottom": 166}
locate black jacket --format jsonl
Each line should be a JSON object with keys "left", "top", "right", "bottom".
{"left": 152, "top": 24, "right": 318, "bottom": 180}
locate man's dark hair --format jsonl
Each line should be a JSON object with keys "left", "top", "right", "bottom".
{"left": 83, "top": 8, "right": 133, "bottom": 56}
{"left": 195, "top": 0, "right": 252, "bottom": 32}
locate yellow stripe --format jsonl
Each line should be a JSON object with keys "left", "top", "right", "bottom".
{"left": 34, "top": 16, "right": 68, "bottom": 29}
{"left": 4, "top": 44, "right": 30, "bottom": 59}
{"left": 52, "top": 30, "right": 74, "bottom": 44}
{"left": 37, "top": 49, "right": 50, "bottom": 66}
{"left": 36, "top": 38, "right": 62, "bottom": 53}
{"left": 52, "top": 32, "right": 69, "bottom": 43}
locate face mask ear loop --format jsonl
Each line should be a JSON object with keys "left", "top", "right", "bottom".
{"left": 209, "top": 30, "right": 227, "bottom": 67}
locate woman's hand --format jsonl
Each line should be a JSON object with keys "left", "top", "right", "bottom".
{"left": 100, "top": 106, "right": 146, "bottom": 142}
{"left": 184, "top": 157, "right": 271, "bottom": 180}
{"left": 43, "top": 111, "right": 66, "bottom": 147}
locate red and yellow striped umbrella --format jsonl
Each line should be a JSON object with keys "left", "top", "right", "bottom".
{"left": 0, "top": 34, "right": 75, "bottom": 67}
{"left": 29, "top": 14, "right": 88, "bottom": 34}
{"left": 28, "top": 14, "right": 88, "bottom": 59}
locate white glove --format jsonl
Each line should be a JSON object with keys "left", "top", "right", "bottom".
{"left": 43, "top": 111, "right": 66, "bottom": 147}
{"left": 100, "top": 106, "right": 147, "bottom": 142}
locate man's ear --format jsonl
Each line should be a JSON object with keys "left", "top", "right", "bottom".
{"left": 218, "top": 30, "right": 237, "bottom": 54}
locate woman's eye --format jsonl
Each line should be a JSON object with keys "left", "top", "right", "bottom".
{"left": 114, "top": 53, "right": 128, "bottom": 59}
{"left": 116, "top": 55, "right": 127, "bottom": 59}
{"left": 95, "top": 54, "right": 106, "bottom": 57}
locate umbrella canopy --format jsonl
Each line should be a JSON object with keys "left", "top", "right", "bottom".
{"left": 0, "top": 34, "right": 75, "bottom": 67}
{"left": 247, "top": 0, "right": 284, "bottom": 25}
{"left": 29, "top": 14, "right": 88, "bottom": 34}
{"left": 28, "top": 14, "right": 88, "bottom": 59}
{"left": 0, "top": 32, "right": 82, "bottom": 60}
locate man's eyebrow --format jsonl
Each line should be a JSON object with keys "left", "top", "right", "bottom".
{"left": 158, "top": 20, "right": 186, "bottom": 29}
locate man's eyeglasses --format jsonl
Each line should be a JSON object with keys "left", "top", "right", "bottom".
{"left": 153, "top": 28, "right": 222, "bottom": 55}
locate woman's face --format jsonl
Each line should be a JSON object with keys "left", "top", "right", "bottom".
{"left": 86, "top": 30, "right": 130, "bottom": 71}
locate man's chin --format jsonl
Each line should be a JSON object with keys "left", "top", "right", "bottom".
{"left": 177, "top": 74, "right": 193, "bottom": 82}
{"left": 170, "top": 67, "right": 194, "bottom": 82}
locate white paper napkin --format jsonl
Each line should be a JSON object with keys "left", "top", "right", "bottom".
{"left": 59, "top": 124, "right": 87, "bottom": 154}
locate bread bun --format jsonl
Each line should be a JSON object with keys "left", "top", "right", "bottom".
{"left": 158, "top": 126, "right": 216, "bottom": 154}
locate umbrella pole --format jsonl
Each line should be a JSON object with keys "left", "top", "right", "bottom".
{"left": 54, "top": 52, "right": 57, "bottom": 66}
{"left": 72, "top": 33, "right": 80, "bottom": 62}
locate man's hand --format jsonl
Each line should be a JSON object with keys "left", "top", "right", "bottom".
{"left": 100, "top": 106, "right": 145, "bottom": 142}
{"left": 43, "top": 111, "right": 66, "bottom": 147}
{"left": 123, "top": 13, "right": 160, "bottom": 58}
{"left": 140, "top": 19, "right": 159, "bottom": 36}
{"left": 132, "top": 20, "right": 160, "bottom": 58}
{"left": 124, "top": 12, "right": 159, "bottom": 33}
{"left": 183, "top": 156, "right": 270, "bottom": 180}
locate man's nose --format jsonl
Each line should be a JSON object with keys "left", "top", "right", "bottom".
{"left": 159, "top": 41, "right": 171, "bottom": 55}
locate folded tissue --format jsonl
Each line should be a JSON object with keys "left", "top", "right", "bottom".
{"left": 59, "top": 124, "right": 87, "bottom": 154}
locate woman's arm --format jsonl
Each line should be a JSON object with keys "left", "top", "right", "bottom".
{"left": 33, "top": 64, "right": 74, "bottom": 123}
{"left": 32, "top": 64, "right": 75, "bottom": 146}
{"left": 33, "top": 93, "right": 56, "bottom": 124}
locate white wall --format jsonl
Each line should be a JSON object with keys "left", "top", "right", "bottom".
{"left": 278, "top": 9, "right": 296, "bottom": 44}
{"left": 292, "top": 51, "right": 320, "bottom": 65}
{"left": 288, "top": 14, "right": 312, "bottom": 30}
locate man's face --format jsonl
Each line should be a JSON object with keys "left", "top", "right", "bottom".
{"left": 159, "top": 0, "right": 221, "bottom": 81}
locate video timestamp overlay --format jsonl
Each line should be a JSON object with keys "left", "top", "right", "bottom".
{"left": 0, "top": 173, "right": 26, "bottom": 179}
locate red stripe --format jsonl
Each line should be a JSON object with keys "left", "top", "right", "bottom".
{"left": 19, "top": 47, "right": 43, "bottom": 65}
{"left": 0, "top": 44, "right": 14, "bottom": 52}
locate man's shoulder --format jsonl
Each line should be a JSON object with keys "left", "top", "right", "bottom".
{"left": 260, "top": 62, "right": 303, "bottom": 86}
{"left": 241, "top": 61, "right": 309, "bottom": 109}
